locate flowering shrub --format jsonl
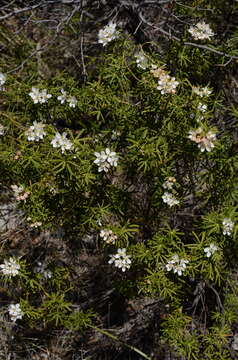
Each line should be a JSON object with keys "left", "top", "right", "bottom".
{"left": 0, "top": 2, "right": 238, "bottom": 359}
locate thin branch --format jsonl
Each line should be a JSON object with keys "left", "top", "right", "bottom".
{"left": 176, "top": 1, "right": 214, "bottom": 12}
{"left": 89, "top": 325, "right": 152, "bottom": 360}
{"left": 1, "top": 0, "right": 16, "bottom": 11}
{"left": 138, "top": 11, "right": 238, "bottom": 60}
{"left": 6, "top": 32, "right": 59, "bottom": 74}
{"left": 207, "top": 283, "right": 225, "bottom": 313}
{"left": 139, "top": 11, "right": 180, "bottom": 41}
{"left": 0, "top": 3, "right": 46, "bottom": 21}
{"left": 183, "top": 41, "right": 238, "bottom": 60}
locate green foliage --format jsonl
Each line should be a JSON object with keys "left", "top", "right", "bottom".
{"left": 1, "top": 8, "right": 238, "bottom": 358}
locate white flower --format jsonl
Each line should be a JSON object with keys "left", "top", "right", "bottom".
{"left": 192, "top": 86, "right": 212, "bottom": 97}
{"left": 51, "top": 132, "right": 73, "bottom": 153}
{"left": 0, "top": 257, "right": 20, "bottom": 277}
{"left": 162, "top": 177, "right": 176, "bottom": 190}
{"left": 196, "top": 115, "right": 204, "bottom": 123}
{"left": 188, "top": 128, "right": 216, "bottom": 152}
{"left": 197, "top": 102, "right": 207, "bottom": 112}
{"left": 57, "top": 89, "right": 67, "bottom": 104}
{"left": 232, "top": 334, "right": 238, "bottom": 351}
{"left": 43, "top": 269, "right": 52, "bottom": 279}
{"left": 135, "top": 52, "right": 149, "bottom": 70}
{"left": 108, "top": 248, "right": 131, "bottom": 272}
{"left": 94, "top": 148, "right": 118, "bottom": 172}
{"left": 111, "top": 130, "right": 121, "bottom": 140}
{"left": 67, "top": 95, "right": 77, "bottom": 108}
{"left": 165, "top": 254, "right": 179, "bottom": 272}
{"left": 34, "top": 261, "right": 52, "bottom": 279}
{"left": 57, "top": 89, "right": 77, "bottom": 107}
{"left": 8, "top": 303, "right": 24, "bottom": 322}
{"left": 0, "top": 72, "right": 6, "bottom": 86}
{"left": 40, "top": 89, "right": 52, "bottom": 103}
{"left": 204, "top": 243, "right": 219, "bottom": 258}
{"left": 0, "top": 124, "right": 5, "bottom": 135}
{"left": 29, "top": 221, "right": 42, "bottom": 228}
{"left": 98, "top": 22, "right": 119, "bottom": 46}
{"left": 100, "top": 229, "right": 117, "bottom": 244}
{"left": 96, "top": 218, "right": 102, "bottom": 226}
{"left": 162, "top": 192, "right": 179, "bottom": 207}
{"left": 25, "top": 121, "right": 46, "bottom": 141}
{"left": 11, "top": 184, "right": 30, "bottom": 201}
{"left": 153, "top": 66, "right": 179, "bottom": 95}
{"left": 188, "top": 22, "right": 214, "bottom": 41}
{"left": 29, "top": 87, "right": 41, "bottom": 103}
{"left": 166, "top": 255, "right": 189, "bottom": 276}
{"left": 222, "top": 218, "right": 234, "bottom": 236}
{"left": 0, "top": 72, "right": 6, "bottom": 90}
{"left": 29, "top": 87, "right": 52, "bottom": 104}
{"left": 157, "top": 74, "right": 179, "bottom": 94}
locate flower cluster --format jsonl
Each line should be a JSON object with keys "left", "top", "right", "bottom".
{"left": 166, "top": 255, "right": 189, "bottom": 276}
{"left": 111, "top": 130, "right": 121, "bottom": 140}
{"left": 57, "top": 89, "right": 77, "bottom": 108}
{"left": 8, "top": 303, "right": 24, "bottom": 322}
{"left": 134, "top": 52, "right": 149, "bottom": 70}
{"left": 162, "top": 176, "right": 176, "bottom": 190}
{"left": 152, "top": 64, "right": 179, "bottom": 94}
{"left": 188, "top": 21, "right": 214, "bottom": 41}
{"left": 100, "top": 229, "right": 117, "bottom": 244}
{"left": 0, "top": 257, "right": 20, "bottom": 277}
{"left": 0, "top": 72, "right": 6, "bottom": 90}
{"left": 34, "top": 261, "right": 52, "bottom": 279}
{"left": 162, "top": 191, "right": 179, "bottom": 207}
{"left": 150, "top": 65, "right": 167, "bottom": 78}
{"left": 11, "top": 184, "right": 30, "bottom": 201}
{"left": 222, "top": 218, "right": 234, "bottom": 236}
{"left": 192, "top": 86, "right": 212, "bottom": 97}
{"left": 98, "top": 22, "right": 119, "bottom": 46}
{"left": 25, "top": 121, "right": 46, "bottom": 141}
{"left": 157, "top": 73, "right": 179, "bottom": 95}
{"left": 108, "top": 248, "right": 131, "bottom": 272}
{"left": 24, "top": 122, "right": 75, "bottom": 154}
{"left": 204, "top": 243, "right": 219, "bottom": 258}
{"left": 29, "top": 87, "right": 52, "bottom": 104}
{"left": 51, "top": 132, "right": 73, "bottom": 153}
{"left": 94, "top": 148, "right": 118, "bottom": 172}
{"left": 28, "top": 219, "right": 42, "bottom": 228}
{"left": 188, "top": 128, "right": 217, "bottom": 152}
